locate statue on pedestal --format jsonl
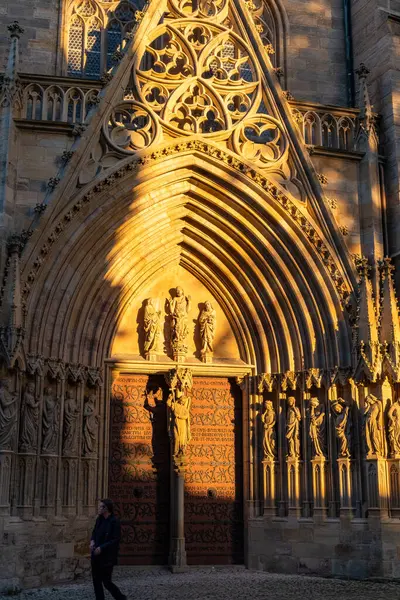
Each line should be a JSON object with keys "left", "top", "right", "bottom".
{"left": 199, "top": 301, "right": 216, "bottom": 362}
{"left": 309, "top": 397, "right": 326, "bottom": 458}
{"left": 19, "top": 382, "right": 40, "bottom": 452}
{"left": 167, "top": 287, "right": 191, "bottom": 359}
{"left": 331, "top": 397, "right": 351, "bottom": 458}
{"left": 388, "top": 398, "right": 400, "bottom": 457}
{"left": 143, "top": 298, "right": 161, "bottom": 359}
{"left": 63, "top": 391, "right": 80, "bottom": 455}
{"left": 0, "top": 378, "right": 18, "bottom": 451}
{"left": 261, "top": 400, "right": 276, "bottom": 460}
{"left": 286, "top": 396, "right": 301, "bottom": 459}
{"left": 364, "top": 394, "right": 384, "bottom": 457}
{"left": 167, "top": 384, "right": 191, "bottom": 459}
{"left": 41, "top": 387, "right": 60, "bottom": 454}
{"left": 82, "top": 394, "right": 99, "bottom": 456}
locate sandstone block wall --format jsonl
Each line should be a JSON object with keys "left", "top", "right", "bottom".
{"left": 285, "top": 0, "right": 348, "bottom": 106}
{"left": 248, "top": 517, "right": 400, "bottom": 579}
{"left": 0, "top": 1, "right": 60, "bottom": 76}
{"left": 0, "top": 515, "right": 92, "bottom": 593}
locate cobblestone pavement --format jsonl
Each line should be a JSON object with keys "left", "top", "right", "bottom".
{"left": 2, "top": 566, "right": 400, "bottom": 600}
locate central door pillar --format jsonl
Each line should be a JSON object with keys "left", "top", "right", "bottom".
{"left": 169, "top": 463, "right": 188, "bottom": 572}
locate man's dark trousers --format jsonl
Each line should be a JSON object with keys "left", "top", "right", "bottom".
{"left": 91, "top": 560, "right": 125, "bottom": 600}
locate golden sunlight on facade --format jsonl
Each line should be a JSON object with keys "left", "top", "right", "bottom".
{"left": 1, "top": 0, "right": 400, "bottom": 590}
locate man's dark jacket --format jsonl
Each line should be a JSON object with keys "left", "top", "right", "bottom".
{"left": 91, "top": 514, "right": 121, "bottom": 566}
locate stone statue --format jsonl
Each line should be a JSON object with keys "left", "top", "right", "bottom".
{"left": 261, "top": 400, "right": 276, "bottom": 460}
{"left": 199, "top": 301, "right": 216, "bottom": 361}
{"left": 167, "top": 383, "right": 191, "bottom": 459}
{"left": 0, "top": 378, "right": 18, "bottom": 451}
{"left": 309, "top": 397, "right": 326, "bottom": 458}
{"left": 82, "top": 394, "right": 99, "bottom": 456}
{"left": 364, "top": 394, "right": 384, "bottom": 457}
{"left": 286, "top": 396, "right": 301, "bottom": 459}
{"left": 167, "top": 286, "right": 191, "bottom": 357}
{"left": 331, "top": 397, "right": 351, "bottom": 458}
{"left": 388, "top": 398, "right": 400, "bottom": 457}
{"left": 19, "top": 382, "right": 40, "bottom": 452}
{"left": 143, "top": 298, "right": 161, "bottom": 358}
{"left": 63, "top": 390, "right": 80, "bottom": 455}
{"left": 41, "top": 387, "right": 60, "bottom": 454}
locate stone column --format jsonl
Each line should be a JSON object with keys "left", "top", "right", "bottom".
{"left": 262, "top": 459, "right": 277, "bottom": 515}
{"left": 165, "top": 368, "right": 192, "bottom": 572}
{"left": 169, "top": 463, "right": 187, "bottom": 572}
{"left": 311, "top": 457, "right": 328, "bottom": 518}
{"left": 388, "top": 458, "right": 400, "bottom": 517}
{"left": 287, "top": 458, "right": 301, "bottom": 517}
{"left": 365, "top": 457, "right": 389, "bottom": 517}
{"left": 337, "top": 457, "right": 355, "bottom": 517}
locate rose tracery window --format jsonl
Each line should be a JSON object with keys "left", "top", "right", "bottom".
{"left": 67, "top": 0, "right": 144, "bottom": 78}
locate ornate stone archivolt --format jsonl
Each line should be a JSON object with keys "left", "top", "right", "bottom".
{"left": 20, "top": 140, "right": 350, "bottom": 307}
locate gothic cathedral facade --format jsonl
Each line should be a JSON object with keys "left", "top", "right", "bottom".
{"left": 1, "top": 0, "right": 400, "bottom": 589}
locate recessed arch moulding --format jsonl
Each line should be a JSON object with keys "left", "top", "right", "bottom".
{"left": 20, "top": 156, "right": 353, "bottom": 373}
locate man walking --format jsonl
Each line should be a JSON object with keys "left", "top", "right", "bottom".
{"left": 90, "top": 499, "right": 127, "bottom": 600}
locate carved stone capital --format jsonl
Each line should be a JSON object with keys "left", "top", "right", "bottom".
{"left": 257, "top": 373, "right": 276, "bottom": 393}
{"left": 8, "top": 21, "right": 24, "bottom": 38}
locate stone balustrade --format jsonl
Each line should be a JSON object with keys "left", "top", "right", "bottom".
{"left": 12, "top": 74, "right": 360, "bottom": 152}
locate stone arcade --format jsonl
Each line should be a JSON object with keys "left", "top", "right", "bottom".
{"left": 1, "top": 0, "right": 400, "bottom": 590}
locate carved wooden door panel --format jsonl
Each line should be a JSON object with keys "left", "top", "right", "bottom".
{"left": 109, "top": 374, "right": 170, "bottom": 565}
{"left": 185, "top": 377, "right": 244, "bottom": 564}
